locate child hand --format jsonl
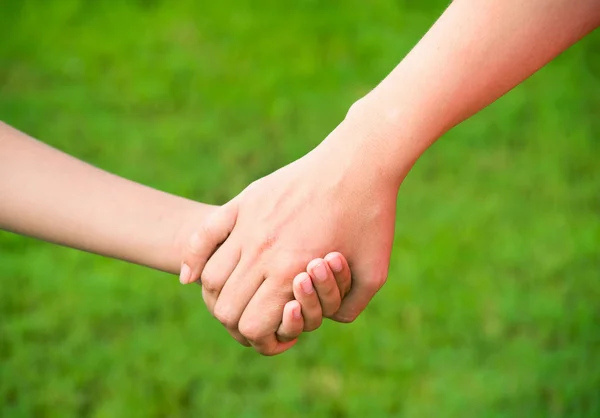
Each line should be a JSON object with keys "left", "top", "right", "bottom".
{"left": 275, "top": 252, "right": 351, "bottom": 344}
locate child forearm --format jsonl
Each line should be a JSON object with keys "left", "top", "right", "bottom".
{"left": 0, "top": 122, "right": 212, "bottom": 274}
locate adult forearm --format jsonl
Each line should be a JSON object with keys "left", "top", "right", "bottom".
{"left": 337, "top": 0, "right": 600, "bottom": 185}
{"left": 0, "top": 122, "right": 212, "bottom": 274}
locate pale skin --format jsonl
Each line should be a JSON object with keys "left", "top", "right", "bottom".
{"left": 181, "top": 0, "right": 600, "bottom": 355}
{"left": 0, "top": 122, "right": 352, "bottom": 346}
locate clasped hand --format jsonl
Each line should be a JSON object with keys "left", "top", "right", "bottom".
{"left": 180, "top": 122, "right": 399, "bottom": 355}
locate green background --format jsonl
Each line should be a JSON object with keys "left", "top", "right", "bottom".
{"left": 1, "top": 1, "right": 599, "bottom": 416}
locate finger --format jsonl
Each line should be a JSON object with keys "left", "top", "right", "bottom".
{"left": 330, "top": 267, "right": 387, "bottom": 323}
{"left": 307, "top": 258, "right": 341, "bottom": 318}
{"left": 180, "top": 200, "right": 238, "bottom": 285}
{"left": 211, "top": 256, "right": 266, "bottom": 343}
{"left": 238, "top": 277, "right": 297, "bottom": 356}
{"left": 201, "top": 285, "right": 250, "bottom": 347}
{"left": 324, "top": 252, "right": 352, "bottom": 298}
{"left": 275, "top": 300, "right": 303, "bottom": 343}
{"left": 292, "top": 272, "right": 323, "bottom": 331}
{"left": 197, "top": 233, "right": 244, "bottom": 345}
{"left": 200, "top": 237, "right": 241, "bottom": 314}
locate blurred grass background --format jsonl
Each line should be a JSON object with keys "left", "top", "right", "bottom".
{"left": 1, "top": 0, "right": 599, "bottom": 417}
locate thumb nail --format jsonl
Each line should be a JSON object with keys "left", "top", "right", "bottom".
{"left": 179, "top": 263, "right": 191, "bottom": 284}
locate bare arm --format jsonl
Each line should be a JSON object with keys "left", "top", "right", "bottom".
{"left": 0, "top": 122, "right": 212, "bottom": 274}
{"left": 338, "top": 0, "right": 600, "bottom": 184}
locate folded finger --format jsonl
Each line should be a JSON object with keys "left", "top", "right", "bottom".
{"left": 324, "top": 252, "right": 352, "bottom": 298}
{"left": 275, "top": 300, "right": 303, "bottom": 343}
{"left": 211, "top": 256, "right": 266, "bottom": 344}
{"left": 200, "top": 237, "right": 241, "bottom": 314}
{"left": 238, "top": 277, "right": 296, "bottom": 356}
{"left": 201, "top": 285, "right": 250, "bottom": 347}
{"left": 292, "top": 272, "right": 323, "bottom": 331}
{"left": 307, "top": 258, "right": 341, "bottom": 318}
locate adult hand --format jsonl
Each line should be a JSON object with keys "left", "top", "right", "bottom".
{"left": 181, "top": 118, "right": 400, "bottom": 355}
{"left": 181, "top": 0, "right": 600, "bottom": 356}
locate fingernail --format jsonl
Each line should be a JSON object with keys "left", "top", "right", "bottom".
{"left": 313, "top": 262, "right": 327, "bottom": 282}
{"left": 328, "top": 255, "right": 343, "bottom": 273}
{"left": 293, "top": 306, "right": 302, "bottom": 319}
{"left": 179, "top": 263, "right": 191, "bottom": 284}
{"left": 300, "top": 277, "right": 314, "bottom": 294}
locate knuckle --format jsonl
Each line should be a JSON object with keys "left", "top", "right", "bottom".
{"left": 200, "top": 265, "right": 223, "bottom": 293}
{"left": 239, "top": 319, "right": 266, "bottom": 342}
{"left": 213, "top": 304, "right": 238, "bottom": 329}
{"left": 199, "top": 263, "right": 214, "bottom": 281}
{"left": 200, "top": 273, "right": 220, "bottom": 294}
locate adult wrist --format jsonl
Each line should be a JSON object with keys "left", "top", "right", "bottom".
{"left": 325, "top": 95, "right": 426, "bottom": 190}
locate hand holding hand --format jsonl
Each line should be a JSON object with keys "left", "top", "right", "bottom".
{"left": 181, "top": 119, "right": 400, "bottom": 355}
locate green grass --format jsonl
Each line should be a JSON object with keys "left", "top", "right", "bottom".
{"left": 1, "top": 1, "right": 599, "bottom": 416}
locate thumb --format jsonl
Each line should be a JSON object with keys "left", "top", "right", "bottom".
{"left": 179, "top": 199, "right": 238, "bottom": 284}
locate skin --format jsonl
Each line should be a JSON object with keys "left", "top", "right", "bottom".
{"left": 181, "top": 0, "right": 600, "bottom": 355}
{"left": 0, "top": 122, "right": 351, "bottom": 345}
{"left": 276, "top": 253, "right": 352, "bottom": 343}
{"left": 0, "top": 122, "right": 210, "bottom": 274}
